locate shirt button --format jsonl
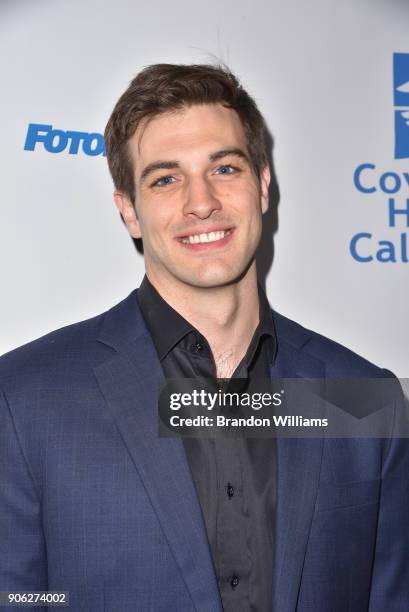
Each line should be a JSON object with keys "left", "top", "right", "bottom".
{"left": 194, "top": 341, "right": 203, "bottom": 352}
{"left": 226, "top": 483, "right": 234, "bottom": 498}
{"left": 230, "top": 575, "right": 240, "bottom": 589}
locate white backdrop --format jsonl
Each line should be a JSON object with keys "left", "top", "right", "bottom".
{"left": 1, "top": 0, "right": 408, "bottom": 376}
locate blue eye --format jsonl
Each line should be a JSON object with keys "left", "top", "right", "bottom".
{"left": 216, "top": 165, "right": 237, "bottom": 175}
{"left": 153, "top": 176, "right": 175, "bottom": 187}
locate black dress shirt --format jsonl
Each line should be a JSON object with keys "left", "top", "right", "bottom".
{"left": 137, "top": 275, "right": 277, "bottom": 612}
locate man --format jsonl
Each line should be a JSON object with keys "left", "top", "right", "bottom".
{"left": 1, "top": 64, "right": 408, "bottom": 612}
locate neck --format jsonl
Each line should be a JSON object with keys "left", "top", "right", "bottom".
{"left": 146, "top": 263, "right": 260, "bottom": 377}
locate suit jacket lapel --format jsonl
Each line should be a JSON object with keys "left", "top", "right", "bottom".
{"left": 93, "top": 291, "right": 222, "bottom": 612}
{"left": 270, "top": 338, "right": 326, "bottom": 612}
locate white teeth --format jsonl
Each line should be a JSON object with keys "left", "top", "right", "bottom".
{"left": 181, "top": 230, "right": 231, "bottom": 244}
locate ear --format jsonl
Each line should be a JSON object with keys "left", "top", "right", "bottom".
{"left": 259, "top": 165, "right": 271, "bottom": 214}
{"left": 113, "top": 191, "right": 142, "bottom": 239}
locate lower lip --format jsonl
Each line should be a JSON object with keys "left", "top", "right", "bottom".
{"left": 177, "top": 229, "right": 235, "bottom": 251}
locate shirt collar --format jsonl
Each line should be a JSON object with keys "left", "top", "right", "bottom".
{"left": 136, "top": 274, "right": 276, "bottom": 363}
{"left": 137, "top": 275, "right": 194, "bottom": 360}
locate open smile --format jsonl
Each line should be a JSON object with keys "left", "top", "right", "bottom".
{"left": 177, "top": 228, "right": 235, "bottom": 250}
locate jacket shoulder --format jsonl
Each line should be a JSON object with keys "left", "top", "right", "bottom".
{"left": 273, "top": 310, "right": 390, "bottom": 377}
{"left": 0, "top": 306, "right": 110, "bottom": 390}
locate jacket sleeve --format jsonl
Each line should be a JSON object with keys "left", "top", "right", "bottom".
{"left": 0, "top": 387, "right": 47, "bottom": 610}
{"left": 368, "top": 387, "right": 409, "bottom": 611}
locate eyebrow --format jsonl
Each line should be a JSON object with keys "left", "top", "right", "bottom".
{"left": 139, "top": 147, "right": 250, "bottom": 185}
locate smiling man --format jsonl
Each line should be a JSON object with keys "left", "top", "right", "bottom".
{"left": 112, "top": 98, "right": 270, "bottom": 378}
{"left": 118, "top": 104, "right": 268, "bottom": 294}
{"left": 1, "top": 64, "right": 409, "bottom": 612}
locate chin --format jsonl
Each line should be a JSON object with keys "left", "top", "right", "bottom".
{"left": 173, "top": 261, "right": 252, "bottom": 290}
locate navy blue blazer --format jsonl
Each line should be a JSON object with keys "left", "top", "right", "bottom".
{"left": 1, "top": 290, "right": 408, "bottom": 611}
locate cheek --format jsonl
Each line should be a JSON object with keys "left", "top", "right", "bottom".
{"left": 231, "top": 187, "right": 263, "bottom": 221}
{"left": 217, "top": 179, "right": 258, "bottom": 200}
{"left": 139, "top": 207, "right": 174, "bottom": 247}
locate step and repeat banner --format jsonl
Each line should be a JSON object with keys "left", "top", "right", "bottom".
{"left": 1, "top": 0, "right": 407, "bottom": 375}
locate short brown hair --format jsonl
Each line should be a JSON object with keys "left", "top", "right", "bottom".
{"left": 104, "top": 63, "right": 268, "bottom": 205}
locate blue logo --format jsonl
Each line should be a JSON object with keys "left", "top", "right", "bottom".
{"left": 24, "top": 124, "right": 106, "bottom": 157}
{"left": 393, "top": 53, "right": 409, "bottom": 159}
{"left": 348, "top": 54, "right": 409, "bottom": 264}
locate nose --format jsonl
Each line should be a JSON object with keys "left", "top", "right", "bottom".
{"left": 182, "top": 176, "right": 222, "bottom": 219}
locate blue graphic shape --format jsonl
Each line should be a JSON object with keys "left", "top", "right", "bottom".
{"left": 394, "top": 54, "right": 409, "bottom": 159}
{"left": 394, "top": 110, "right": 409, "bottom": 159}
{"left": 393, "top": 53, "right": 409, "bottom": 107}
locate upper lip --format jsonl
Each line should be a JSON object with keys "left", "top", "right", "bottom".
{"left": 176, "top": 226, "right": 234, "bottom": 239}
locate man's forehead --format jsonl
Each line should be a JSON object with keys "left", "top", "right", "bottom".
{"left": 130, "top": 103, "right": 247, "bottom": 165}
